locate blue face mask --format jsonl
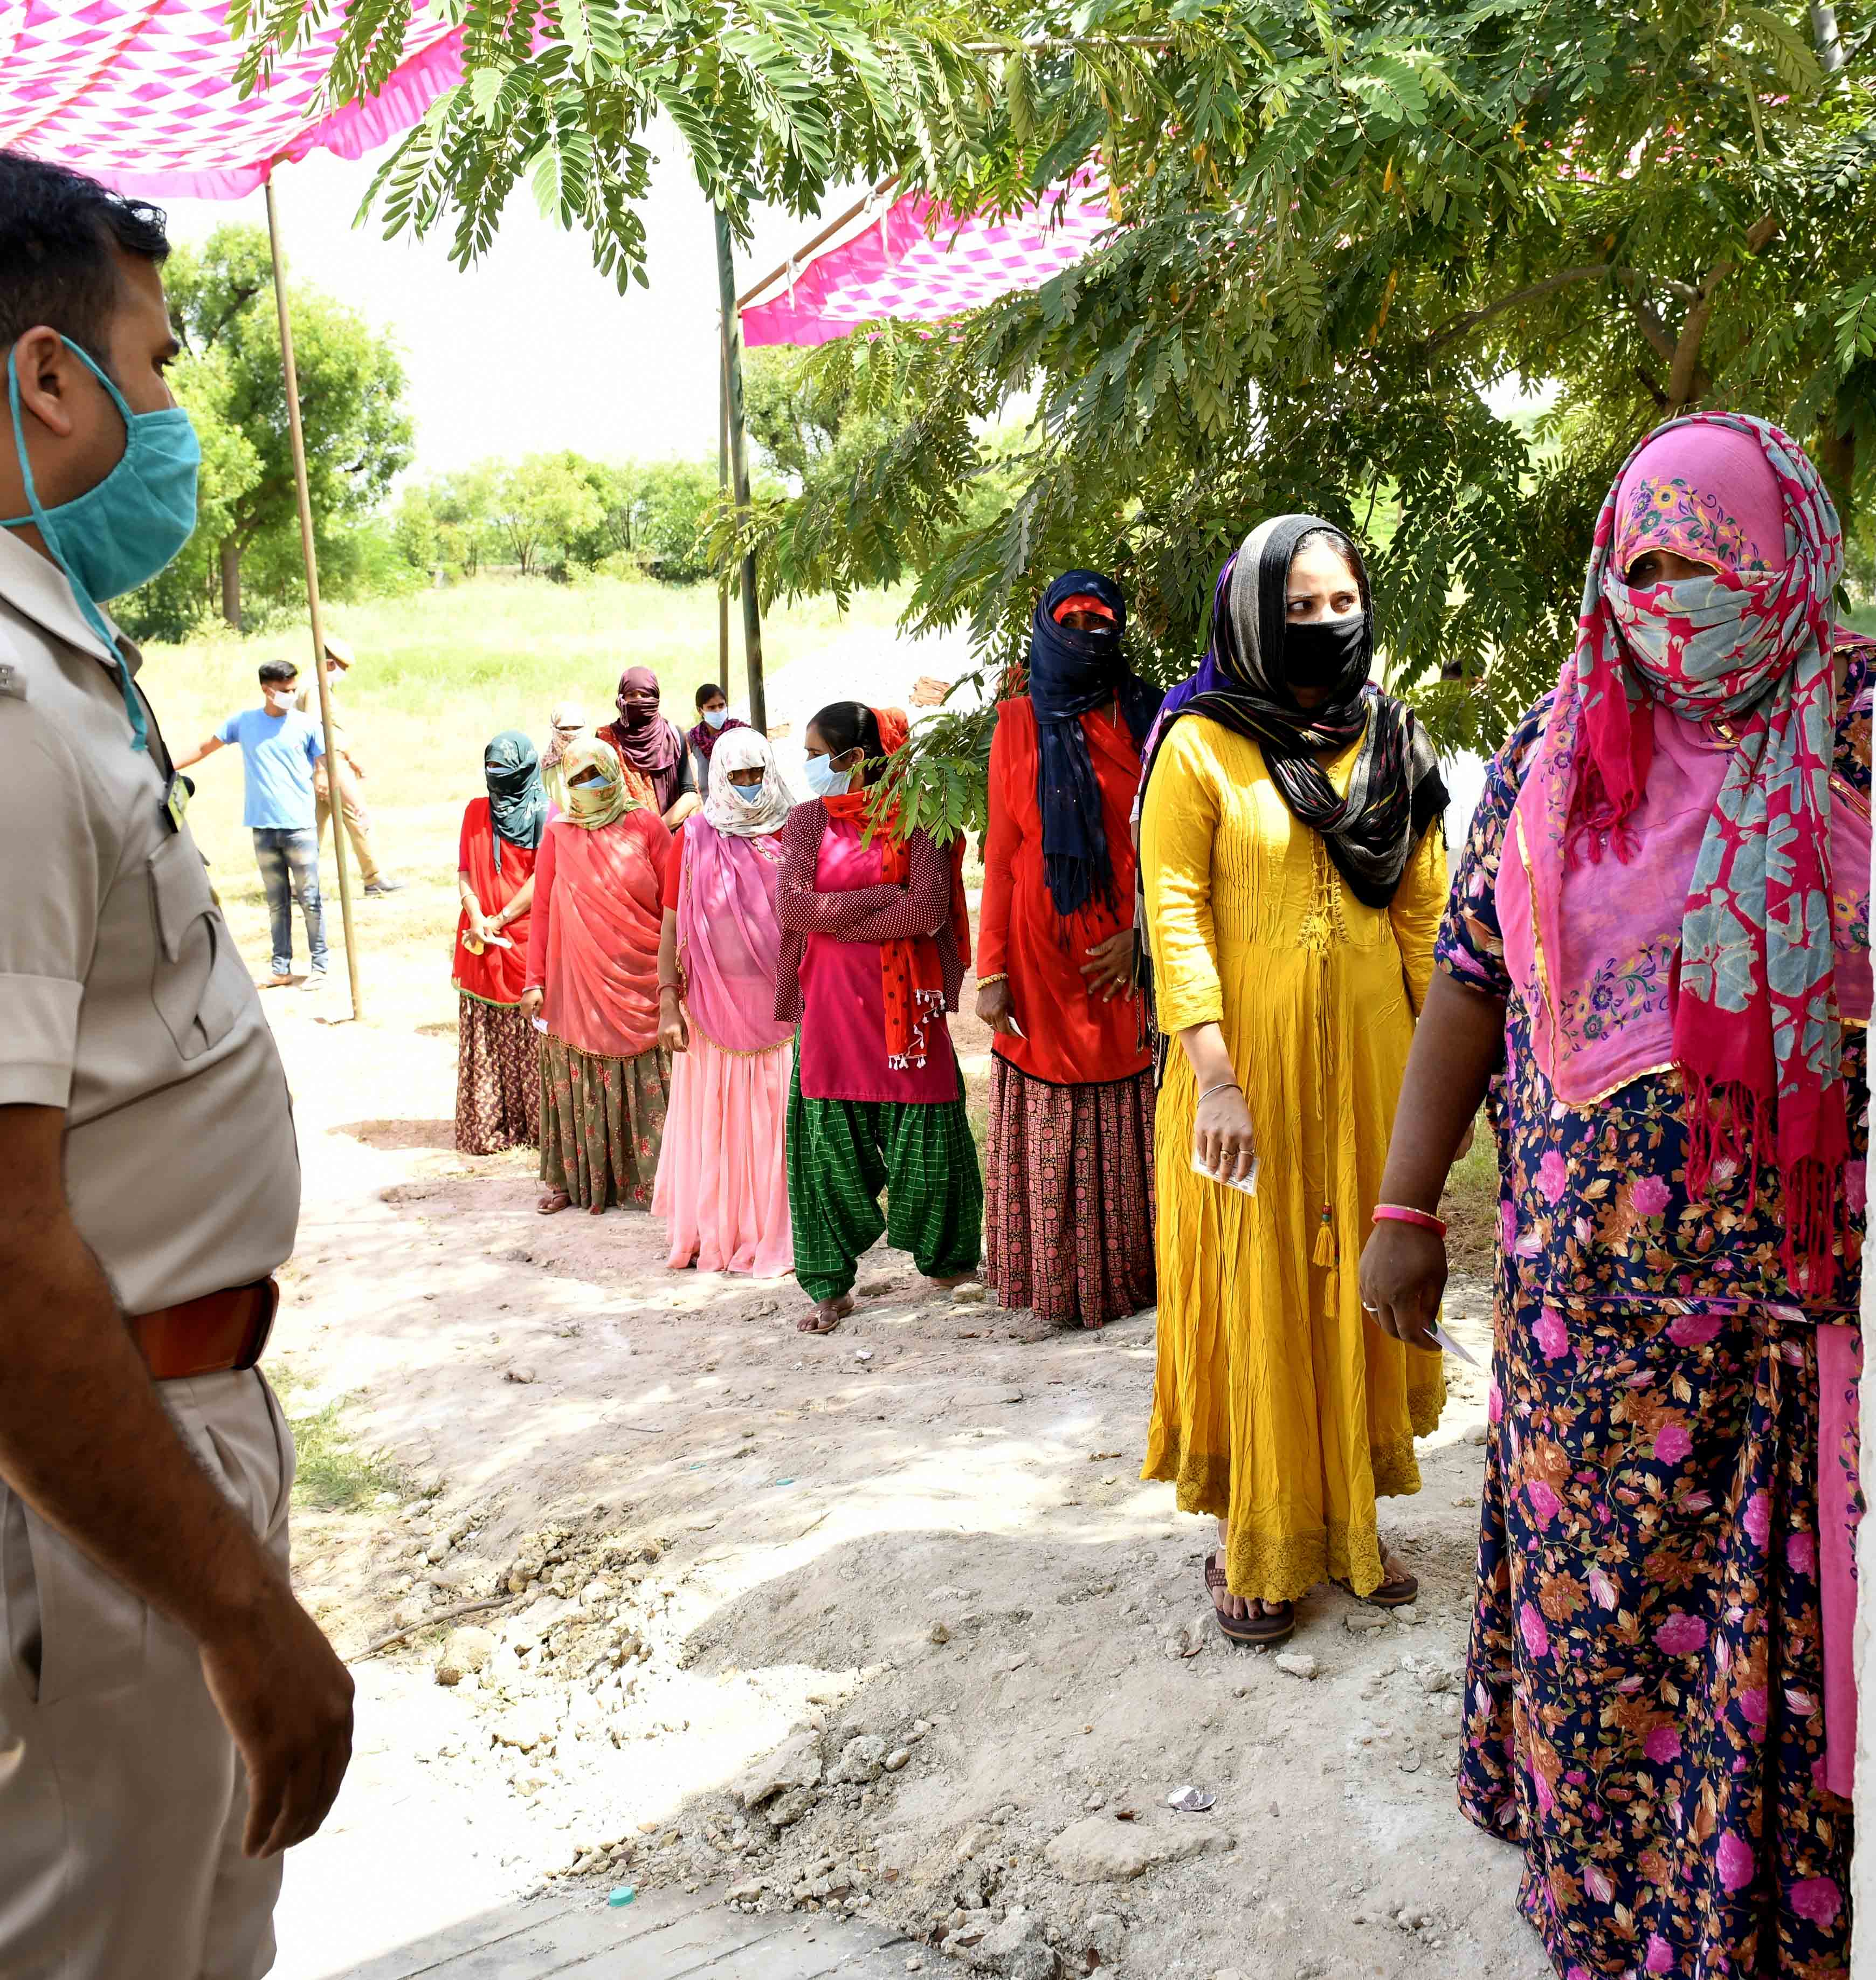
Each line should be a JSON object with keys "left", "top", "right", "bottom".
{"left": 702, "top": 707, "right": 729, "bottom": 730}
{"left": 4, "top": 339, "right": 201, "bottom": 752}
{"left": 803, "top": 753, "right": 853, "bottom": 798}
{"left": 730, "top": 781, "right": 767, "bottom": 805}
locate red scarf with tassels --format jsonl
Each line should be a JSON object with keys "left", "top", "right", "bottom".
{"left": 822, "top": 707, "right": 970, "bottom": 1071}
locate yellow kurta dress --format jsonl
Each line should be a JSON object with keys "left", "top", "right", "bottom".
{"left": 1140, "top": 713, "right": 1448, "bottom": 1604}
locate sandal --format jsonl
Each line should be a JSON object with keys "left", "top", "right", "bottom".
{"left": 1205, "top": 1553, "right": 1295, "bottom": 1647}
{"left": 1341, "top": 1554, "right": 1419, "bottom": 1608}
{"left": 536, "top": 1190, "right": 571, "bottom": 1215}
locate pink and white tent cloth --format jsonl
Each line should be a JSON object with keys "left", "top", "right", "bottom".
{"left": 0, "top": 0, "right": 461, "bottom": 200}
{"left": 742, "top": 171, "right": 1113, "bottom": 348}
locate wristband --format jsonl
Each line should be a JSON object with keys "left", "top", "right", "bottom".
{"left": 1372, "top": 1203, "right": 1446, "bottom": 1238}
{"left": 976, "top": 973, "right": 1009, "bottom": 989}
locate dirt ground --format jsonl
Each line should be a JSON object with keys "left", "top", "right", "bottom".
{"left": 252, "top": 905, "right": 1551, "bottom": 1980}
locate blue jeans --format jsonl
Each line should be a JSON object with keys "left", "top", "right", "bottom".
{"left": 253, "top": 828, "right": 328, "bottom": 978}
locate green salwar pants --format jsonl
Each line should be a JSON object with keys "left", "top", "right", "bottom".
{"left": 786, "top": 1058, "right": 984, "bottom": 1303}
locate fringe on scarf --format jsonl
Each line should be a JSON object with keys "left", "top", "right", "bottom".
{"left": 1685, "top": 1075, "right": 1844, "bottom": 1302}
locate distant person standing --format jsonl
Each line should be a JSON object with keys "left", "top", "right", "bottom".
{"left": 0, "top": 147, "right": 352, "bottom": 1980}
{"left": 687, "top": 679, "right": 746, "bottom": 789}
{"left": 174, "top": 659, "right": 329, "bottom": 990}
{"left": 541, "top": 699, "right": 589, "bottom": 813}
{"left": 298, "top": 630, "right": 399, "bottom": 896}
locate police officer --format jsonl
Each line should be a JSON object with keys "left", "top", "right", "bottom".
{"left": 0, "top": 152, "right": 353, "bottom": 1976}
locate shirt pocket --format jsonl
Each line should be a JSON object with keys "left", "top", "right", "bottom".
{"left": 149, "top": 835, "right": 240, "bottom": 1061}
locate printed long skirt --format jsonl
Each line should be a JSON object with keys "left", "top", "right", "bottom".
{"left": 455, "top": 995, "right": 541, "bottom": 1156}
{"left": 983, "top": 1057, "right": 1156, "bottom": 1329}
{"left": 539, "top": 1034, "right": 671, "bottom": 1211}
{"left": 651, "top": 1033, "right": 794, "bottom": 1277}
{"left": 1460, "top": 1289, "right": 1852, "bottom": 1977}
{"left": 785, "top": 1060, "right": 983, "bottom": 1303}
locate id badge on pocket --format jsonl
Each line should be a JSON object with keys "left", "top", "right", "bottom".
{"left": 162, "top": 771, "right": 194, "bottom": 834}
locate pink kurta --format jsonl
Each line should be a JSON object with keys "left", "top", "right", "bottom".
{"left": 797, "top": 820, "right": 958, "bottom": 1104}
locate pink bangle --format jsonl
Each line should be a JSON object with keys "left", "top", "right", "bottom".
{"left": 1372, "top": 1203, "right": 1447, "bottom": 1238}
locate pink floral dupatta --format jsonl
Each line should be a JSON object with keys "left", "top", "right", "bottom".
{"left": 1499, "top": 412, "right": 1857, "bottom": 1297}
{"left": 675, "top": 731, "right": 794, "bottom": 1055}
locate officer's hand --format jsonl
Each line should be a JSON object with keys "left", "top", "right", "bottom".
{"left": 199, "top": 1578, "right": 354, "bottom": 1857}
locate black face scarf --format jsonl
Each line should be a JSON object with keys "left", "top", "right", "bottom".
{"left": 1028, "top": 569, "right": 1164, "bottom": 920}
{"left": 1144, "top": 515, "right": 1446, "bottom": 910}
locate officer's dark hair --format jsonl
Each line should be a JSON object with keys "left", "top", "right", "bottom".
{"left": 809, "top": 701, "right": 887, "bottom": 786}
{"left": 695, "top": 681, "right": 726, "bottom": 710}
{"left": 0, "top": 153, "right": 170, "bottom": 382}
{"left": 258, "top": 660, "right": 299, "bottom": 686}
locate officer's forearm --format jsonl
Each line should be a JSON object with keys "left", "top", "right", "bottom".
{"left": 0, "top": 1104, "right": 287, "bottom": 1648}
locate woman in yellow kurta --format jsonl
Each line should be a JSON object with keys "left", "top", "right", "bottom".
{"left": 1140, "top": 516, "right": 1450, "bottom": 1647}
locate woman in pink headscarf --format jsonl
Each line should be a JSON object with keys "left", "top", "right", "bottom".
{"left": 1359, "top": 413, "right": 1871, "bottom": 1978}
{"left": 651, "top": 728, "right": 795, "bottom": 1276}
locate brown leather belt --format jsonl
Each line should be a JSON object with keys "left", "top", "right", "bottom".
{"left": 128, "top": 1277, "right": 279, "bottom": 1380}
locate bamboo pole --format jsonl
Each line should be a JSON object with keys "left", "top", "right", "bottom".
{"left": 265, "top": 175, "right": 363, "bottom": 1021}
{"left": 718, "top": 331, "right": 730, "bottom": 682}
{"left": 713, "top": 206, "right": 767, "bottom": 735}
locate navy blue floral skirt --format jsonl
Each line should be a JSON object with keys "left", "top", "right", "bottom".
{"left": 1459, "top": 1283, "right": 1852, "bottom": 1976}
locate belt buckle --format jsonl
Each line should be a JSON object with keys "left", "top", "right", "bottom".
{"left": 236, "top": 1278, "right": 280, "bottom": 1371}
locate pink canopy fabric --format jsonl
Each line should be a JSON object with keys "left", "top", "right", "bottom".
{"left": 743, "top": 171, "right": 1112, "bottom": 348}
{"left": 0, "top": 0, "right": 462, "bottom": 200}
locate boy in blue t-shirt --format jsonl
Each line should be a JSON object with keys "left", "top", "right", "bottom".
{"left": 174, "top": 661, "right": 329, "bottom": 988}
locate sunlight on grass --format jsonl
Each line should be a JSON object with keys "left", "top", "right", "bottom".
{"left": 1442, "top": 1110, "right": 1500, "bottom": 1277}
{"left": 271, "top": 1367, "right": 411, "bottom": 1512}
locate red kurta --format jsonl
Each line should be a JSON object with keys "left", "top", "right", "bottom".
{"left": 452, "top": 797, "right": 537, "bottom": 1006}
{"left": 976, "top": 696, "right": 1151, "bottom": 1087}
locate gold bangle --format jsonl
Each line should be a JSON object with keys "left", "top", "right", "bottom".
{"left": 976, "top": 972, "right": 1009, "bottom": 988}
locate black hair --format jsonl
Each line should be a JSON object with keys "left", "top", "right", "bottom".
{"left": 808, "top": 701, "right": 887, "bottom": 786}
{"left": 695, "top": 682, "right": 726, "bottom": 710}
{"left": 0, "top": 153, "right": 170, "bottom": 379}
{"left": 1291, "top": 525, "right": 1371, "bottom": 610}
{"left": 258, "top": 659, "right": 299, "bottom": 686}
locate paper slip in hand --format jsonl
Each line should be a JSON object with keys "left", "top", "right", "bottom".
{"left": 1430, "top": 1321, "right": 1480, "bottom": 1367}
{"left": 1192, "top": 1154, "right": 1259, "bottom": 1197}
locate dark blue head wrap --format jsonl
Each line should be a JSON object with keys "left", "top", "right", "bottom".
{"left": 1028, "top": 570, "right": 1163, "bottom": 920}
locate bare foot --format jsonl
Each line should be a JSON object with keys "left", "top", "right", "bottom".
{"left": 926, "top": 1271, "right": 977, "bottom": 1291}
{"left": 1211, "top": 1521, "right": 1289, "bottom": 1627}
{"left": 798, "top": 1295, "right": 853, "bottom": 1334}
{"left": 536, "top": 1190, "right": 571, "bottom": 1215}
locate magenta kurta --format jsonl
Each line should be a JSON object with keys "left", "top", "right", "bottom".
{"left": 796, "top": 819, "right": 958, "bottom": 1104}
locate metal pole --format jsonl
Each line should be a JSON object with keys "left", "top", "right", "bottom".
{"left": 265, "top": 176, "right": 363, "bottom": 1021}
{"left": 712, "top": 205, "right": 767, "bottom": 735}
{"left": 718, "top": 330, "right": 730, "bottom": 683}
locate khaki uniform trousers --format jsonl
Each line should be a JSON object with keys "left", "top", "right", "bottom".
{"left": 314, "top": 766, "right": 382, "bottom": 888}
{"left": 0, "top": 1371, "right": 295, "bottom": 1980}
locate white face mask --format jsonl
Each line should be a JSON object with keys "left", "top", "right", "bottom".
{"left": 263, "top": 685, "right": 295, "bottom": 712}
{"left": 803, "top": 752, "right": 852, "bottom": 798}
{"left": 702, "top": 707, "right": 728, "bottom": 730}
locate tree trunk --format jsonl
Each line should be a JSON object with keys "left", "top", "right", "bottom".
{"left": 218, "top": 537, "right": 243, "bottom": 630}
{"left": 1816, "top": 419, "right": 1856, "bottom": 514}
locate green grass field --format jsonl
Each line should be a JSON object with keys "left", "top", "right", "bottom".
{"left": 145, "top": 573, "right": 908, "bottom": 994}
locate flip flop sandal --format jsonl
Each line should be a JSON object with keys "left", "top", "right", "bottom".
{"left": 1340, "top": 1565, "right": 1420, "bottom": 1608}
{"left": 1205, "top": 1553, "right": 1296, "bottom": 1647}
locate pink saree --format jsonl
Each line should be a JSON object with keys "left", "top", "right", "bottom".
{"left": 531, "top": 812, "right": 666, "bottom": 1060}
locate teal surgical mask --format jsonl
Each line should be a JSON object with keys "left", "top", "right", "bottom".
{"left": 3, "top": 339, "right": 201, "bottom": 752}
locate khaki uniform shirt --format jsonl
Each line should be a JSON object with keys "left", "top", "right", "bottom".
{"left": 0, "top": 531, "right": 301, "bottom": 1314}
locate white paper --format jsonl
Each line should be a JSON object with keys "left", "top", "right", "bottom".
{"left": 1192, "top": 1154, "right": 1259, "bottom": 1197}
{"left": 531, "top": 1016, "right": 549, "bottom": 1034}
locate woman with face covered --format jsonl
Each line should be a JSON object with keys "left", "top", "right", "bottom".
{"left": 597, "top": 665, "right": 700, "bottom": 829}
{"left": 520, "top": 738, "right": 673, "bottom": 1215}
{"left": 977, "top": 571, "right": 1163, "bottom": 1329}
{"left": 651, "top": 728, "right": 795, "bottom": 1278}
{"left": 453, "top": 731, "right": 548, "bottom": 1154}
{"left": 1139, "top": 516, "right": 1450, "bottom": 1649}
{"left": 1360, "top": 414, "right": 1871, "bottom": 1978}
